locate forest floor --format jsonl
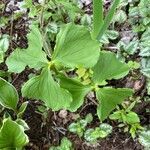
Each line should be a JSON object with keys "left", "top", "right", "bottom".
{"left": 0, "top": 0, "right": 150, "bottom": 150}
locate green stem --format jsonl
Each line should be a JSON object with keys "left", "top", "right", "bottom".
{"left": 92, "top": 0, "right": 103, "bottom": 39}
{"left": 97, "top": 0, "right": 120, "bottom": 40}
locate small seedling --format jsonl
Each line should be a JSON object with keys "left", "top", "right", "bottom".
{"left": 110, "top": 102, "right": 143, "bottom": 138}
{"left": 84, "top": 123, "right": 112, "bottom": 143}
{"left": 127, "top": 61, "right": 140, "bottom": 70}
{"left": 68, "top": 113, "right": 93, "bottom": 137}
{"left": 49, "top": 137, "right": 73, "bottom": 150}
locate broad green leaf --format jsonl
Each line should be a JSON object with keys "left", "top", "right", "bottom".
{"left": 0, "top": 78, "right": 18, "bottom": 110}
{"left": 22, "top": 68, "right": 72, "bottom": 111}
{"left": 52, "top": 23, "right": 100, "bottom": 68}
{"left": 93, "top": 51, "right": 129, "bottom": 84}
{"left": 27, "top": 24, "right": 43, "bottom": 50}
{"left": 58, "top": 75, "right": 91, "bottom": 112}
{"left": 126, "top": 112, "right": 140, "bottom": 124}
{"left": 6, "top": 25, "right": 48, "bottom": 73}
{"left": 92, "top": 0, "right": 103, "bottom": 39}
{"left": 97, "top": 0, "right": 120, "bottom": 40}
{"left": 96, "top": 87, "right": 133, "bottom": 121}
{"left": 0, "top": 118, "right": 29, "bottom": 149}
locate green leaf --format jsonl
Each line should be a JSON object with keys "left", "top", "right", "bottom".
{"left": 109, "top": 111, "right": 122, "bottom": 120}
{"left": 68, "top": 120, "right": 87, "bottom": 137}
{"left": 0, "top": 118, "right": 29, "bottom": 149}
{"left": 139, "top": 130, "right": 150, "bottom": 148}
{"left": 113, "top": 10, "right": 127, "bottom": 24}
{"left": 52, "top": 23, "right": 100, "bottom": 68}
{"left": 127, "top": 61, "right": 140, "bottom": 70}
{"left": 50, "top": 137, "right": 73, "bottom": 150}
{"left": 92, "top": 0, "right": 103, "bottom": 39}
{"left": 85, "top": 113, "right": 93, "bottom": 123}
{"left": 96, "top": 87, "right": 133, "bottom": 121}
{"left": 59, "top": 137, "right": 73, "bottom": 150}
{"left": 0, "top": 35, "right": 9, "bottom": 53}
{"left": 22, "top": 68, "right": 72, "bottom": 111}
{"left": 97, "top": 0, "right": 120, "bottom": 40}
{"left": 141, "top": 58, "right": 150, "bottom": 78}
{"left": 147, "top": 79, "right": 150, "bottom": 95}
{"left": 27, "top": 24, "right": 43, "bottom": 50}
{"left": 92, "top": 51, "right": 129, "bottom": 84}
{"left": 84, "top": 123, "right": 112, "bottom": 142}
{"left": 106, "top": 30, "right": 119, "bottom": 40}
{"left": 139, "top": 47, "right": 150, "bottom": 57}
{"left": 0, "top": 35, "right": 9, "bottom": 63}
{"left": 0, "top": 78, "right": 18, "bottom": 110}
{"left": 140, "top": 28, "right": 150, "bottom": 48}
{"left": 126, "top": 112, "right": 140, "bottom": 124}
{"left": 6, "top": 25, "right": 48, "bottom": 73}
{"left": 17, "top": 102, "right": 28, "bottom": 118}
{"left": 99, "top": 123, "right": 112, "bottom": 135}
{"left": 16, "top": 119, "right": 30, "bottom": 131}
{"left": 58, "top": 75, "right": 91, "bottom": 112}
{"left": 84, "top": 128, "right": 99, "bottom": 142}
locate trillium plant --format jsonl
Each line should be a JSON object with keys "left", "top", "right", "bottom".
{"left": 0, "top": 0, "right": 134, "bottom": 148}
{"left": 6, "top": 0, "right": 132, "bottom": 121}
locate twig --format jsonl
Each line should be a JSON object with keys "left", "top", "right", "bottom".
{"left": 10, "top": 12, "right": 14, "bottom": 50}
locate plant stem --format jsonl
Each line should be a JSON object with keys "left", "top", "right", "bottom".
{"left": 40, "top": 0, "right": 46, "bottom": 29}
{"left": 39, "top": 0, "right": 52, "bottom": 57}
{"left": 92, "top": 0, "right": 103, "bottom": 39}
{"left": 10, "top": 12, "right": 14, "bottom": 50}
{"left": 97, "top": 0, "right": 120, "bottom": 40}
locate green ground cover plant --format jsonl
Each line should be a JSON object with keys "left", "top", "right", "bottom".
{"left": 5, "top": 0, "right": 133, "bottom": 123}
{"left": 0, "top": 0, "right": 149, "bottom": 149}
{"left": 0, "top": 78, "right": 29, "bottom": 149}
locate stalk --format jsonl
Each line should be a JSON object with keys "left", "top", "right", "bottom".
{"left": 92, "top": 0, "right": 103, "bottom": 39}
{"left": 97, "top": 0, "right": 120, "bottom": 40}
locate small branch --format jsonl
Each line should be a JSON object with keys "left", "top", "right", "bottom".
{"left": 103, "top": 46, "right": 118, "bottom": 50}
{"left": 10, "top": 12, "right": 14, "bottom": 50}
{"left": 40, "top": 0, "right": 46, "bottom": 30}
